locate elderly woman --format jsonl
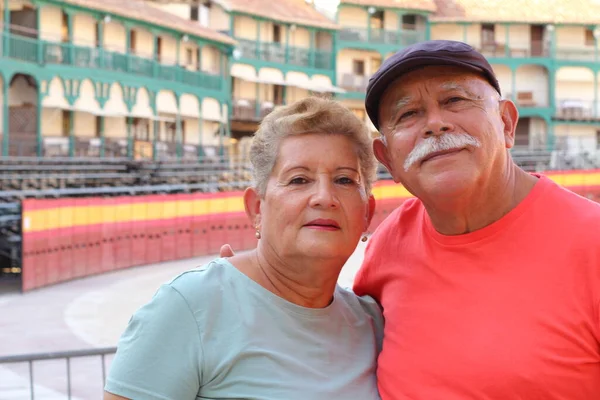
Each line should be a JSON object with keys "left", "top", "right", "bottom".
{"left": 104, "top": 97, "right": 383, "bottom": 400}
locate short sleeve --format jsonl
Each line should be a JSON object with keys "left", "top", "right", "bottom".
{"left": 357, "top": 294, "right": 385, "bottom": 354}
{"left": 105, "top": 284, "right": 203, "bottom": 400}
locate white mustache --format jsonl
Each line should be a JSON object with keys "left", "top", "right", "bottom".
{"left": 403, "top": 133, "right": 482, "bottom": 172}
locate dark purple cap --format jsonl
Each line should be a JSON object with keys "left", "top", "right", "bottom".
{"left": 365, "top": 40, "right": 502, "bottom": 130}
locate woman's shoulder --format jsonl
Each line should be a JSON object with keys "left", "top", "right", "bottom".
{"left": 335, "top": 286, "right": 383, "bottom": 321}
{"left": 163, "top": 258, "right": 239, "bottom": 305}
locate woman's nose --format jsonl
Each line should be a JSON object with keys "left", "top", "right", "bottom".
{"left": 309, "top": 179, "right": 339, "bottom": 209}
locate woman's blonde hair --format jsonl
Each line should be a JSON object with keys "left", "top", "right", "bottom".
{"left": 250, "top": 97, "right": 377, "bottom": 196}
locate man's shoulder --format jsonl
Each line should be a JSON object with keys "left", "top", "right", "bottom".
{"left": 543, "top": 178, "right": 600, "bottom": 221}
{"left": 538, "top": 179, "right": 600, "bottom": 244}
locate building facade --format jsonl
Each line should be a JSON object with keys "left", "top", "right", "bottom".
{"left": 336, "top": 0, "right": 600, "bottom": 157}
{"left": 0, "top": 0, "right": 233, "bottom": 160}
{"left": 2, "top": 0, "right": 600, "bottom": 161}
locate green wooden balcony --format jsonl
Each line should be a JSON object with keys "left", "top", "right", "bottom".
{"left": 3, "top": 32, "right": 222, "bottom": 91}
{"left": 338, "top": 27, "right": 426, "bottom": 49}
{"left": 234, "top": 38, "right": 333, "bottom": 71}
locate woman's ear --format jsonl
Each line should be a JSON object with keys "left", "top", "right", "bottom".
{"left": 244, "top": 187, "right": 262, "bottom": 228}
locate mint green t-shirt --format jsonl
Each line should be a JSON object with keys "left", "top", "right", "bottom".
{"left": 105, "top": 258, "right": 383, "bottom": 400}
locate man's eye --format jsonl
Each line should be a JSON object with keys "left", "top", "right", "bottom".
{"left": 447, "top": 97, "right": 464, "bottom": 103}
{"left": 289, "top": 177, "right": 307, "bottom": 184}
{"left": 399, "top": 110, "right": 416, "bottom": 121}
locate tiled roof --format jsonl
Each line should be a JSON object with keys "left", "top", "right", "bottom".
{"left": 431, "top": 0, "right": 600, "bottom": 24}
{"left": 213, "top": 0, "right": 339, "bottom": 30}
{"left": 61, "top": 0, "right": 235, "bottom": 45}
{"left": 339, "top": 0, "right": 437, "bottom": 13}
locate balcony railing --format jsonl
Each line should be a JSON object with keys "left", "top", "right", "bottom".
{"left": 232, "top": 98, "right": 280, "bottom": 121}
{"left": 3, "top": 32, "right": 222, "bottom": 91}
{"left": 555, "top": 46, "right": 597, "bottom": 61}
{"left": 555, "top": 99, "right": 600, "bottom": 120}
{"left": 235, "top": 38, "right": 333, "bottom": 70}
{"left": 338, "top": 27, "right": 426, "bottom": 47}
{"left": 340, "top": 73, "right": 369, "bottom": 93}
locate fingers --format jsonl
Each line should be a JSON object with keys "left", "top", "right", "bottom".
{"left": 219, "top": 244, "right": 235, "bottom": 258}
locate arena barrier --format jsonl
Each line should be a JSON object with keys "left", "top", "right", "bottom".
{"left": 20, "top": 170, "right": 600, "bottom": 291}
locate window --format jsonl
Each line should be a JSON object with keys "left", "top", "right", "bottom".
{"left": 156, "top": 37, "right": 163, "bottom": 62}
{"left": 186, "top": 48, "right": 193, "bottom": 65}
{"left": 62, "top": 110, "right": 71, "bottom": 137}
{"left": 585, "top": 28, "right": 595, "bottom": 46}
{"left": 370, "top": 11, "right": 384, "bottom": 29}
{"left": 352, "top": 59, "right": 365, "bottom": 76}
{"left": 481, "top": 24, "right": 495, "bottom": 45}
{"left": 273, "top": 85, "right": 284, "bottom": 105}
{"left": 61, "top": 11, "right": 69, "bottom": 42}
{"left": 190, "top": 5, "right": 199, "bottom": 21}
{"left": 95, "top": 116, "right": 102, "bottom": 138}
{"left": 129, "top": 30, "right": 136, "bottom": 52}
{"left": 273, "top": 24, "right": 282, "bottom": 44}
{"left": 402, "top": 15, "right": 417, "bottom": 30}
{"left": 133, "top": 118, "right": 150, "bottom": 141}
{"left": 95, "top": 22, "right": 101, "bottom": 48}
{"left": 371, "top": 58, "right": 381, "bottom": 74}
{"left": 165, "top": 122, "right": 177, "bottom": 142}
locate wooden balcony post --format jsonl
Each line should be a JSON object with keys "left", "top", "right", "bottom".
{"left": 3, "top": 0, "right": 10, "bottom": 57}
{"left": 1, "top": 80, "right": 7, "bottom": 156}
{"left": 505, "top": 24, "right": 510, "bottom": 57}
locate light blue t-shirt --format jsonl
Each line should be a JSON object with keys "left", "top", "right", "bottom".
{"left": 105, "top": 258, "right": 384, "bottom": 400}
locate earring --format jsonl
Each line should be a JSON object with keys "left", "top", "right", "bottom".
{"left": 255, "top": 229, "right": 261, "bottom": 239}
{"left": 361, "top": 235, "right": 368, "bottom": 242}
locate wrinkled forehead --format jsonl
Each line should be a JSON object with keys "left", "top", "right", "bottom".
{"left": 385, "top": 68, "right": 490, "bottom": 102}
{"left": 378, "top": 68, "right": 493, "bottom": 119}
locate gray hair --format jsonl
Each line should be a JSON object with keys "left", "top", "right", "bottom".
{"left": 250, "top": 97, "right": 377, "bottom": 196}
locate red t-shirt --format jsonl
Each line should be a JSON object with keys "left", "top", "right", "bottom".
{"left": 354, "top": 175, "right": 600, "bottom": 399}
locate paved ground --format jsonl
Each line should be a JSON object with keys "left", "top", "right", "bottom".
{"left": 0, "top": 243, "right": 366, "bottom": 399}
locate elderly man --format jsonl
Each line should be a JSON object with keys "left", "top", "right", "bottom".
{"left": 353, "top": 40, "right": 600, "bottom": 399}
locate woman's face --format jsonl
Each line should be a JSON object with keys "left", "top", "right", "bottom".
{"left": 255, "top": 133, "right": 374, "bottom": 263}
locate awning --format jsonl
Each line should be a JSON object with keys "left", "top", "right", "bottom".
{"left": 295, "top": 81, "right": 347, "bottom": 94}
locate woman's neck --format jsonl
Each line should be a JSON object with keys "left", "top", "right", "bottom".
{"left": 230, "top": 249, "right": 343, "bottom": 309}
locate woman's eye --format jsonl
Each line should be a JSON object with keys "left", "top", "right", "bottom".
{"left": 447, "top": 97, "right": 464, "bottom": 104}
{"left": 336, "top": 177, "right": 355, "bottom": 185}
{"left": 289, "top": 177, "right": 307, "bottom": 185}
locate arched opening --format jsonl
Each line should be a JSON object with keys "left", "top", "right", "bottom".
{"left": 515, "top": 64, "right": 549, "bottom": 107}
{"left": 337, "top": 49, "right": 380, "bottom": 93}
{"left": 555, "top": 67, "right": 594, "bottom": 121}
{"left": 7, "top": 73, "right": 39, "bottom": 156}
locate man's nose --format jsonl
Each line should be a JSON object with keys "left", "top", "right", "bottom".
{"left": 423, "top": 107, "right": 453, "bottom": 136}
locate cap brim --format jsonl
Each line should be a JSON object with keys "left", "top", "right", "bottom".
{"left": 366, "top": 56, "right": 491, "bottom": 131}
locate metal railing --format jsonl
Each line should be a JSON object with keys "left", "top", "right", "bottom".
{"left": 555, "top": 99, "right": 600, "bottom": 120}
{"left": 1, "top": 31, "right": 223, "bottom": 91}
{"left": 0, "top": 347, "right": 116, "bottom": 400}
{"left": 234, "top": 38, "right": 333, "bottom": 70}
{"left": 338, "top": 27, "right": 425, "bottom": 46}
{"left": 555, "top": 46, "right": 597, "bottom": 61}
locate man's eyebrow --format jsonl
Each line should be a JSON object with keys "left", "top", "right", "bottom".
{"left": 391, "top": 96, "right": 413, "bottom": 116}
{"left": 440, "top": 82, "right": 481, "bottom": 99}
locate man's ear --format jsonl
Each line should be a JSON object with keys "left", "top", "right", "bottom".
{"left": 499, "top": 99, "right": 519, "bottom": 149}
{"left": 366, "top": 194, "right": 376, "bottom": 230}
{"left": 374, "top": 136, "right": 400, "bottom": 183}
{"left": 243, "top": 187, "right": 262, "bottom": 229}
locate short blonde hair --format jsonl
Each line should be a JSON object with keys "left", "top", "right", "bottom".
{"left": 250, "top": 97, "right": 377, "bottom": 196}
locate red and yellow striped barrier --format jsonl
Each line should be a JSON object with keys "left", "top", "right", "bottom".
{"left": 20, "top": 170, "right": 600, "bottom": 291}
